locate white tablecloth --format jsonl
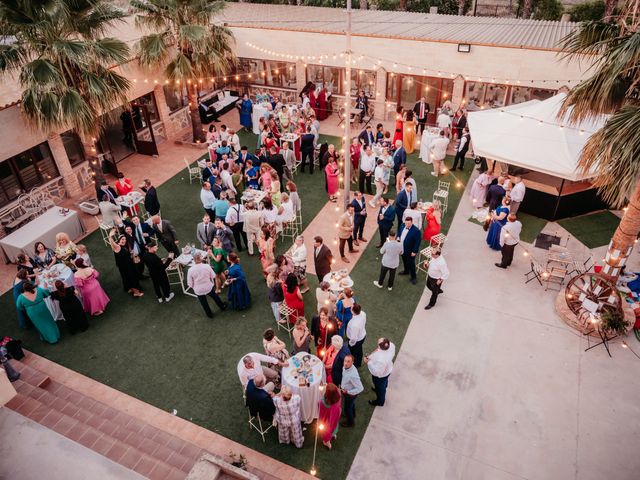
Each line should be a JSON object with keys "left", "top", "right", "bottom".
{"left": 0, "top": 208, "right": 84, "bottom": 262}
{"left": 282, "top": 352, "right": 326, "bottom": 424}
{"left": 116, "top": 192, "right": 144, "bottom": 210}
{"left": 419, "top": 128, "right": 442, "bottom": 164}
{"left": 241, "top": 189, "right": 267, "bottom": 206}
{"left": 252, "top": 104, "right": 270, "bottom": 134}
{"left": 40, "top": 264, "right": 75, "bottom": 321}
{"left": 323, "top": 271, "right": 354, "bottom": 293}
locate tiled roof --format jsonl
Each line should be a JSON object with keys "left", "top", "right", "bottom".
{"left": 218, "top": 3, "right": 578, "bottom": 51}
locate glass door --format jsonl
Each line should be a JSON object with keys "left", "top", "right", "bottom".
{"left": 399, "top": 75, "right": 418, "bottom": 111}
{"left": 130, "top": 103, "right": 159, "bottom": 156}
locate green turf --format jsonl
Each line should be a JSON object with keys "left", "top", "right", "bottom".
{"left": 0, "top": 129, "right": 471, "bottom": 479}
{"left": 517, "top": 212, "right": 548, "bottom": 244}
{"left": 558, "top": 210, "right": 620, "bottom": 248}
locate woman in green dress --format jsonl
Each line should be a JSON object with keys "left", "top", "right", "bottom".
{"left": 16, "top": 282, "right": 60, "bottom": 344}
{"left": 231, "top": 164, "right": 244, "bottom": 198}
{"left": 207, "top": 237, "right": 227, "bottom": 294}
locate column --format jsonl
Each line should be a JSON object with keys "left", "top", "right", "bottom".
{"left": 295, "top": 60, "right": 306, "bottom": 94}
{"left": 47, "top": 133, "right": 83, "bottom": 199}
{"left": 451, "top": 75, "right": 465, "bottom": 111}
{"left": 373, "top": 66, "right": 387, "bottom": 121}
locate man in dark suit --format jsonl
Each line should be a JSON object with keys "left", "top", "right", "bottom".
{"left": 245, "top": 376, "right": 275, "bottom": 420}
{"left": 395, "top": 183, "right": 412, "bottom": 226}
{"left": 413, "top": 97, "right": 430, "bottom": 134}
{"left": 151, "top": 215, "right": 180, "bottom": 256}
{"left": 355, "top": 90, "right": 369, "bottom": 122}
{"left": 125, "top": 215, "right": 154, "bottom": 248}
{"left": 237, "top": 146, "right": 256, "bottom": 169}
{"left": 487, "top": 178, "right": 506, "bottom": 211}
{"left": 141, "top": 178, "right": 160, "bottom": 216}
{"left": 392, "top": 141, "right": 407, "bottom": 176}
{"left": 213, "top": 218, "right": 235, "bottom": 252}
{"left": 358, "top": 125, "right": 374, "bottom": 147}
{"left": 452, "top": 127, "right": 471, "bottom": 171}
{"left": 300, "top": 127, "right": 316, "bottom": 174}
{"left": 313, "top": 235, "right": 334, "bottom": 282}
{"left": 398, "top": 216, "right": 421, "bottom": 285}
{"left": 330, "top": 335, "right": 351, "bottom": 388}
{"left": 376, "top": 197, "right": 395, "bottom": 247}
{"left": 267, "top": 146, "right": 285, "bottom": 187}
{"left": 196, "top": 214, "right": 215, "bottom": 249}
{"left": 96, "top": 181, "right": 118, "bottom": 204}
{"left": 201, "top": 160, "right": 217, "bottom": 182}
{"left": 141, "top": 243, "right": 175, "bottom": 303}
{"left": 350, "top": 191, "right": 368, "bottom": 246}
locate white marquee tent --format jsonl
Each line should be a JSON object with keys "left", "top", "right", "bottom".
{"left": 467, "top": 93, "right": 607, "bottom": 182}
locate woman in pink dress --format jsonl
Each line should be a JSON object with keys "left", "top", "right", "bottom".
{"left": 73, "top": 258, "right": 109, "bottom": 316}
{"left": 470, "top": 169, "right": 494, "bottom": 208}
{"left": 259, "top": 164, "right": 273, "bottom": 191}
{"left": 325, "top": 158, "right": 339, "bottom": 202}
{"left": 318, "top": 383, "right": 342, "bottom": 449}
{"left": 422, "top": 203, "right": 442, "bottom": 242}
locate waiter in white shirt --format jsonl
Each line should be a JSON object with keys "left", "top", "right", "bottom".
{"left": 359, "top": 145, "right": 376, "bottom": 195}
{"left": 429, "top": 130, "right": 449, "bottom": 177}
{"left": 424, "top": 249, "right": 449, "bottom": 310}
{"left": 346, "top": 304, "right": 367, "bottom": 367}
{"left": 508, "top": 177, "right": 526, "bottom": 214}
{"left": 496, "top": 214, "right": 522, "bottom": 269}
{"left": 365, "top": 337, "right": 395, "bottom": 407}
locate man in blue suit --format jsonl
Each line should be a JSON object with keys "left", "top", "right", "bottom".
{"left": 237, "top": 146, "right": 257, "bottom": 168}
{"left": 376, "top": 197, "right": 395, "bottom": 247}
{"left": 394, "top": 183, "right": 412, "bottom": 226}
{"left": 330, "top": 335, "right": 351, "bottom": 388}
{"left": 398, "top": 216, "right": 421, "bottom": 285}
{"left": 358, "top": 125, "right": 374, "bottom": 147}
{"left": 392, "top": 140, "right": 407, "bottom": 176}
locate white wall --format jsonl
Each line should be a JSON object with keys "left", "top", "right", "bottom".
{"left": 230, "top": 27, "right": 589, "bottom": 90}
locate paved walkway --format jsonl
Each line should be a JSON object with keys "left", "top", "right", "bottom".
{"left": 0, "top": 408, "right": 144, "bottom": 480}
{"left": 348, "top": 175, "right": 640, "bottom": 480}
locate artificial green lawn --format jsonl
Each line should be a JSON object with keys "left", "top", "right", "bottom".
{"left": 0, "top": 130, "right": 471, "bottom": 478}
{"left": 558, "top": 210, "right": 620, "bottom": 248}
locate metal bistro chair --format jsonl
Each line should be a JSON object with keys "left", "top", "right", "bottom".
{"left": 280, "top": 218, "right": 298, "bottom": 242}
{"left": 247, "top": 409, "right": 274, "bottom": 443}
{"left": 417, "top": 246, "right": 433, "bottom": 275}
{"left": 432, "top": 181, "right": 450, "bottom": 215}
{"left": 166, "top": 261, "right": 183, "bottom": 291}
{"left": 183, "top": 157, "right": 201, "bottom": 184}
{"left": 96, "top": 217, "right": 112, "bottom": 247}
{"left": 524, "top": 255, "right": 547, "bottom": 286}
{"left": 430, "top": 233, "right": 446, "bottom": 250}
{"left": 337, "top": 105, "right": 356, "bottom": 127}
{"left": 277, "top": 302, "right": 296, "bottom": 338}
{"left": 294, "top": 209, "right": 303, "bottom": 232}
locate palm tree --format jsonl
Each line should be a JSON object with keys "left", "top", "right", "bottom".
{"left": 560, "top": 3, "right": 640, "bottom": 282}
{"left": 603, "top": 0, "right": 616, "bottom": 21}
{"left": 0, "top": 0, "right": 131, "bottom": 138}
{"left": 131, "top": 0, "right": 235, "bottom": 142}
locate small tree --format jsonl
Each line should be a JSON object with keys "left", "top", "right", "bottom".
{"left": 131, "top": 0, "right": 235, "bottom": 142}
{"left": 569, "top": 0, "right": 605, "bottom": 22}
{"left": 532, "top": 0, "right": 564, "bottom": 20}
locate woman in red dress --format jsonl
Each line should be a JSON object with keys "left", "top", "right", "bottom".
{"left": 392, "top": 105, "right": 404, "bottom": 147}
{"left": 316, "top": 88, "right": 328, "bottom": 120}
{"left": 114, "top": 173, "right": 138, "bottom": 216}
{"left": 283, "top": 273, "right": 304, "bottom": 324}
{"left": 423, "top": 202, "right": 442, "bottom": 242}
{"left": 325, "top": 158, "right": 340, "bottom": 202}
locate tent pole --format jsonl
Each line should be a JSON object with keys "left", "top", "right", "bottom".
{"left": 552, "top": 178, "right": 565, "bottom": 220}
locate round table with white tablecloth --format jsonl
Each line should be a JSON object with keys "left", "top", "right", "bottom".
{"left": 39, "top": 264, "right": 75, "bottom": 321}
{"left": 281, "top": 352, "right": 326, "bottom": 424}
{"left": 322, "top": 270, "right": 354, "bottom": 293}
{"left": 251, "top": 104, "right": 270, "bottom": 134}
{"left": 419, "top": 127, "right": 442, "bottom": 164}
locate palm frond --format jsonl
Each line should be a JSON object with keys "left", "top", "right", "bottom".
{"left": 0, "top": 43, "right": 28, "bottom": 72}
{"left": 91, "top": 37, "right": 131, "bottom": 65}
{"left": 579, "top": 105, "right": 640, "bottom": 207}
{"left": 137, "top": 32, "right": 169, "bottom": 68}
{"left": 19, "top": 58, "right": 61, "bottom": 85}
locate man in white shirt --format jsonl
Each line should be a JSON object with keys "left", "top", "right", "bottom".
{"left": 370, "top": 159, "right": 386, "bottom": 207}
{"left": 186, "top": 254, "right": 228, "bottom": 318}
{"left": 437, "top": 110, "right": 452, "bottom": 136}
{"left": 496, "top": 214, "right": 523, "bottom": 269}
{"left": 227, "top": 128, "right": 240, "bottom": 153}
{"left": 429, "top": 130, "right": 449, "bottom": 177}
{"left": 225, "top": 197, "right": 247, "bottom": 252}
{"left": 340, "top": 355, "right": 364, "bottom": 427}
{"left": 425, "top": 249, "right": 449, "bottom": 310}
{"left": 365, "top": 337, "right": 395, "bottom": 406}
{"left": 239, "top": 352, "right": 287, "bottom": 393}
{"left": 402, "top": 203, "right": 422, "bottom": 231}
{"left": 359, "top": 145, "right": 376, "bottom": 195}
{"left": 346, "top": 304, "right": 367, "bottom": 367}
{"left": 200, "top": 182, "right": 216, "bottom": 219}
{"left": 508, "top": 177, "right": 526, "bottom": 214}
{"left": 219, "top": 124, "right": 229, "bottom": 143}
{"left": 219, "top": 162, "right": 236, "bottom": 194}
{"left": 374, "top": 230, "right": 403, "bottom": 290}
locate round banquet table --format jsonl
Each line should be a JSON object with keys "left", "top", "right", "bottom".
{"left": 322, "top": 271, "right": 354, "bottom": 293}
{"left": 252, "top": 104, "right": 270, "bottom": 134}
{"left": 39, "top": 264, "right": 75, "bottom": 321}
{"left": 418, "top": 127, "right": 442, "bottom": 164}
{"left": 281, "top": 352, "right": 326, "bottom": 424}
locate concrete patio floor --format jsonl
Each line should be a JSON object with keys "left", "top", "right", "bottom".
{"left": 348, "top": 174, "right": 640, "bottom": 480}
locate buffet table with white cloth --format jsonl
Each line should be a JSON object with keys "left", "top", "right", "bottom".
{"left": 322, "top": 270, "right": 354, "bottom": 293}
{"left": 418, "top": 127, "right": 442, "bottom": 164}
{"left": 0, "top": 208, "right": 84, "bottom": 262}
{"left": 281, "top": 352, "right": 326, "bottom": 424}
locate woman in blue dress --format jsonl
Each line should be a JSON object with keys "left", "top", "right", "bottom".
{"left": 226, "top": 252, "right": 251, "bottom": 310}
{"left": 486, "top": 197, "right": 511, "bottom": 250}
{"left": 239, "top": 93, "right": 253, "bottom": 131}
{"left": 336, "top": 287, "right": 356, "bottom": 337}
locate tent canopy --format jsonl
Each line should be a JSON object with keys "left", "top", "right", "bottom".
{"left": 467, "top": 93, "right": 607, "bottom": 181}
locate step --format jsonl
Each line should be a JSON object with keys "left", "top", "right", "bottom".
{"left": 12, "top": 362, "right": 50, "bottom": 388}
{"left": 7, "top": 384, "right": 204, "bottom": 480}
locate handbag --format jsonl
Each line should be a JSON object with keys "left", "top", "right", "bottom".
{"left": 483, "top": 217, "right": 491, "bottom": 232}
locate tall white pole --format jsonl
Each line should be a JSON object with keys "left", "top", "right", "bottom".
{"left": 343, "top": 0, "right": 352, "bottom": 211}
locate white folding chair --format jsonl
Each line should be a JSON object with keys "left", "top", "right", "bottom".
{"left": 184, "top": 157, "right": 201, "bottom": 184}
{"left": 417, "top": 246, "right": 433, "bottom": 275}
{"left": 96, "top": 217, "right": 112, "bottom": 247}
{"left": 277, "top": 302, "right": 296, "bottom": 338}
{"left": 433, "top": 181, "right": 450, "bottom": 214}
{"left": 247, "top": 410, "right": 274, "bottom": 443}
{"left": 279, "top": 219, "right": 298, "bottom": 242}
{"left": 430, "top": 233, "right": 446, "bottom": 250}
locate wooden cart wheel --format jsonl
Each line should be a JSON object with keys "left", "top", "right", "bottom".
{"left": 564, "top": 272, "right": 623, "bottom": 319}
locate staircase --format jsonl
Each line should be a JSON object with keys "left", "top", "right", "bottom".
{"left": 3, "top": 361, "right": 261, "bottom": 480}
